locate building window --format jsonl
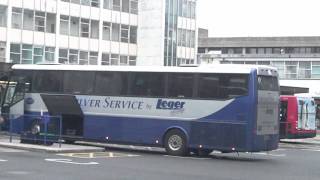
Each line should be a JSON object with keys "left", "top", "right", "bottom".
{"left": 113, "top": 0, "right": 121, "bottom": 11}
{"left": 122, "top": 0, "right": 129, "bottom": 13}
{"left": 90, "top": 20, "right": 99, "bottom": 39}
{"left": 129, "top": 56, "right": 136, "bottom": 65}
{"left": 80, "top": 18, "right": 89, "bottom": 37}
{"left": 0, "top": 6, "right": 7, "bottom": 27}
{"left": 45, "top": 47, "right": 55, "bottom": 62}
{"left": 271, "top": 61, "right": 285, "bottom": 79}
{"left": 10, "top": 44, "right": 21, "bottom": 64}
{"left": 69, "top": 49, "right": 79, "bottom": 64}
{"left": 79, "top": 51, "right": 89, "bottom": 65}
{"left": 35, "top": 11, "right": 45, "bottom": 32}
{"left": 130, "top": 0, "right": 138, "bottom": 14}
{"left": 129, "top": 26, "right": 137, "bottom": 44}
{"left": 298, "top": 62, "right": 311, "bottom": 79}
{"left": 10, "top": 44, "right": 51, "bottom": 64}
{"left": 23, "top": 10, "right": 34, "bottom": 30}
{"left": 91, "top": 0, "right": 100, "bottom": 7}
{"left": 104, "top": 0, "right": 112, "bottom": 9}
{"left": 60, "top": 15, "right": 69, "bottom": 35}
{"left": 0, "top": 42, "right": 6, "bottom": 62}
{"left": 103, "top": 22, "right": 111, "bottom": 40}
{"left": 285, "top": 61, "right": 298, "bottom": 79}
{"left": 59, "top": 49, "right": 68, "bottom": 64}
{"left": 89, "top": 52, "right": 98, "bottom": 65}
{"left": 101, "top": 53, "right": 110, "bottom": 65}
{"left": 46, "top": 13, "right": 56, "bottom": 33}
{"left": 112, "top": 23, "right": 120, "bottom": 41}
{"left": 33, "top": 46, "right": 44, "bottom": 64}
{"left": 120, "top": 55, "right": 128, "bottom": 65}
{"left": 22, "top": 44, "right": 33, "bottom": 64}
{"left": 12, "top": 8, "right": 22, "bottom": 29}
{"left": 312, "top": 62, "right": 320, "bottom": 79}
{"left": 111, "top": 54, "right": 119, "bottom": 65}
{"left": 70, "top": 17, "right": 80, "bottom": 36}
{"left": 62, "top": 0, "right": 100, "bottom": 8}
{"left": 121, "top": 25, "right": 129, "bottom": 43}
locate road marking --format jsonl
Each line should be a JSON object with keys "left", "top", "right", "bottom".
{"left": 45, "top": 158, "right": 99, "bottom": 165}
{"left": 58, "top": 151, "right": 140, "bottom": 159}
{"left": 0, "top": 159, "right": 8, "bottom": 162}
{"left": 253, "top": 152, "right": 286, "bottom": 157}
{"left": 163, "top": 155, "right": 211, "bottom": 160}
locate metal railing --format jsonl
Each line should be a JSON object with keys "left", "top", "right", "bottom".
{"left": 0, "top": 113, "right": 62, "bottom": 147}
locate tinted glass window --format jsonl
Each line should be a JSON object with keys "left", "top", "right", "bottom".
{"left": 168, "top": 73, "right": 194, "bottom": 98}
{"left": 63, "top": 71, "right": 95, "bottom": 94}
{"left": 33, "top": 71, "right": 63, "bottom": 92}
{"left": 280, "top": 101, "right": 288, "bottom": 122}
{"left": 198, "top": 74, "right": 248, "bottom": 99}
{"left": 258, "top": 76, "right": 279, "bottom": 91}
{"left": 128, "top": 72, "right": 165, "bottom": 97}
{"left": 94, "top": 72, "right": 128, "bottom": 95}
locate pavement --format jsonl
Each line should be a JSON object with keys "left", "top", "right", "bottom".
{"left": 0, "top": 133, "right": 320, "bottom": 154}
{"left": 0, "top": 135, "right": 104, "bottom": 153}
{"left": 280, "top": 134, "right": 320, "bottom": 145}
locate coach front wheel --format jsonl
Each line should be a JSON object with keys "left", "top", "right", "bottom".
{"left": 164, "top": 129, "right": 188, "bottom": 156}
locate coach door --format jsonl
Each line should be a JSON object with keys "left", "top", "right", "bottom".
{"left": 40, "top": 94, "right": 84, "bottom": 139}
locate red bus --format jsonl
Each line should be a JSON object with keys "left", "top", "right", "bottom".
{"left": 280, "top": 95, "right": 317, "bottom": 139}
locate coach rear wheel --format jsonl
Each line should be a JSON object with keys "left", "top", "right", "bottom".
{"left": 164, "top": 129, "right": 188, "bottom": 156}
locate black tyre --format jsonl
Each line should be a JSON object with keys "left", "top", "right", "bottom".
{"left": 164, "top": 129, "right": 188, "bottom": 156}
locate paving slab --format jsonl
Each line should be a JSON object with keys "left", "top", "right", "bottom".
{"left": 0, "top": 137, "right": 104, "bottom": 153}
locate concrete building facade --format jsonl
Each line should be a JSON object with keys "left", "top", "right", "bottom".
{"left": 0, "top": 0, "right": 197, "bottom": 66}
{"left": 198, "top": 29, "right": 320, "bottom": 95}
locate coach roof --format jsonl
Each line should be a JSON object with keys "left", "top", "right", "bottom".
{"left": 11, "top": 64, "right": 277, "bottom": 74}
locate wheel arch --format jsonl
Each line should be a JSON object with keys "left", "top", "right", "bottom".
{"left": 162, "top": 126, "right": 189, "bottom": 147}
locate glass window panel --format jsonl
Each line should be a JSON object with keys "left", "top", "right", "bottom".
{"left": 94, "top": 72, "right": 128, "bottom": 95}
{"left": 122, "top": 0, "right": 129, "bottom": 12}
{"left": 128, "top": 72, "right": 165, "bottom": 97}
{"left": 70, "top": 17, "right": 80, "bottom": 36}
{"left": 168, "top": 73, "right": 194, "bottom": 98}
{"left": 12, "top": 8, "right": 22, "bottom": 29}
{"left": 103, "top": 22, "right": 111, "bottom": 40}
{"left": 33, "top": 71, "right": 63, "bottom": 92}
{"left": 130, "top": 0, "right": 138, "bottom": 14}
{"left": 60, "top": 15, "right": 69, "bottom": 35}
{"left": 23, "top": 10, "right": 34, "bottom": 30}
{"left": 104, "top": 0, "right": 112, "bottom": 9}
{"left": 129, "top": 26, "right": 137, "bottom": 44}
{"left": 113, "top": 0, "right": 120, "bottom": 11}
{"left": 90, "top": 20, "right": 99, "bottom": 39}
{"left": 64, "top": 71, "right": 95, "bottom": 94}
{"left": 0, "top": 6, "right": 7, "bottom": 27}
{"left": 112, "top": 23, "right": 120, "bottom": 41}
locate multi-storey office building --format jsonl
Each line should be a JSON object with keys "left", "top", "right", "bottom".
{"left": 198, "top": 29, "right": 320, "bottom": 94}
{"left": 0, "top": 0, "right": 197, "bottom": 66}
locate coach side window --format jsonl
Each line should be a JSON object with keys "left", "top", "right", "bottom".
{"left": 219, "top": 74, "right": 248, "bottom": 98}
{"left": 63, "top": 71, "right": 95, "bottom": 94}
{"left": 94, "top": 72, "right": 128, "bottom": 95}
{"left": 198, "top": 74, "right": 220, "bottom": 99}
{"left": 33, "top": 71, "right": 63, "bottom": 93}
{"left": 128, "top": 72, "right": 165, "bottom": 97}
{"left": 167, "top": 73, "right": 194, "bottom": 98}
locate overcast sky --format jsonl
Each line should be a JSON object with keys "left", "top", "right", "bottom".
{"left": 197, "top": 0, "right": 320, "bottom": 37}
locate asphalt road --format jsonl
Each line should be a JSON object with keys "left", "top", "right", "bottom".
{"left": 1, "top": 143, "right": 320, "bottom": 180}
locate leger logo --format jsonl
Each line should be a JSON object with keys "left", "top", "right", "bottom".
{"left": 156, "top": 99, "right": 185, "bottom": 110}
